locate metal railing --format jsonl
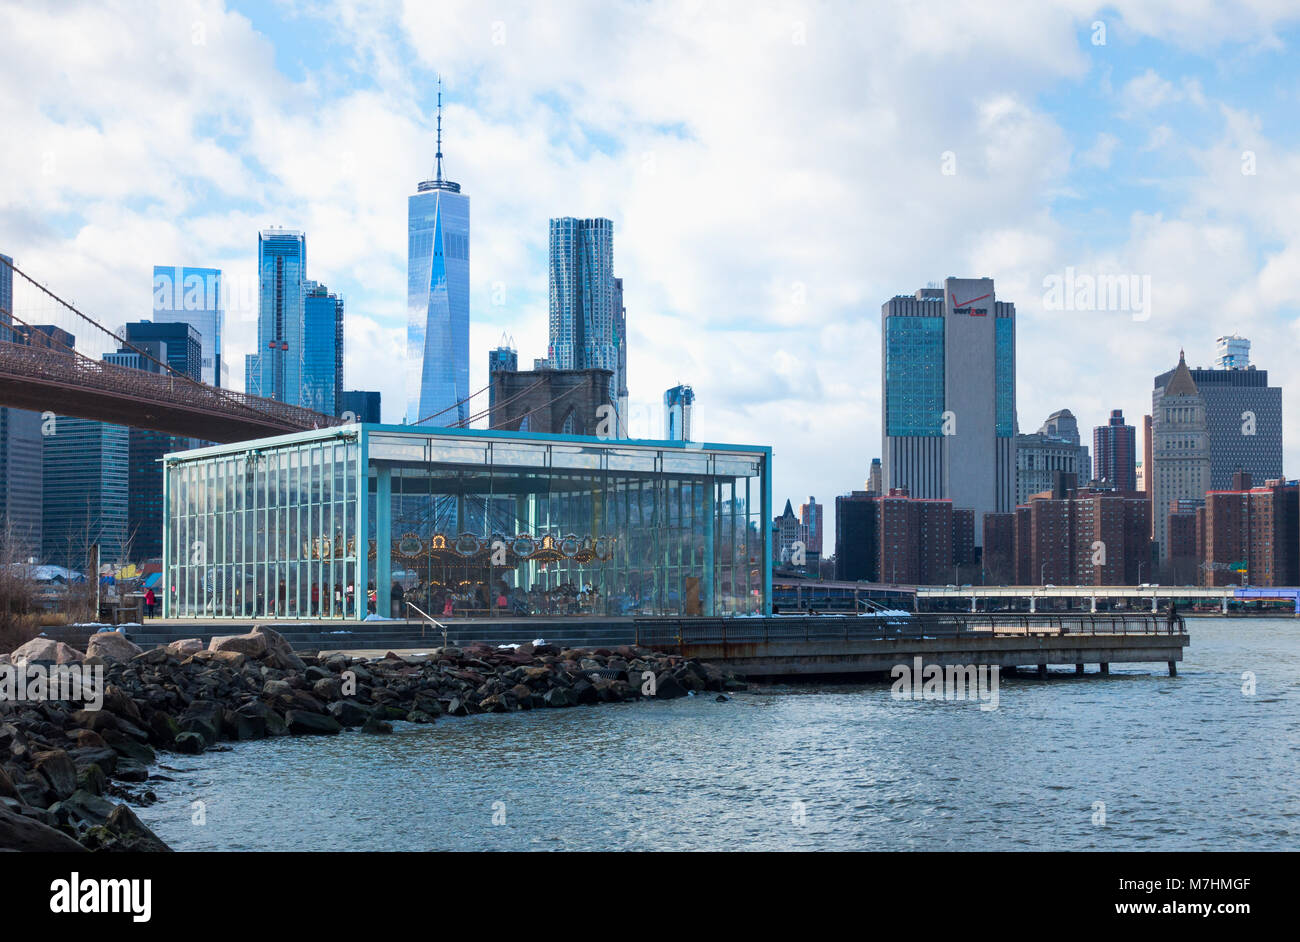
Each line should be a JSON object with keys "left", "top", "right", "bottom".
{"left": 405, "top": 600, "right": 450, "bottom": 645}
{"left": 634, "top": 612, "right": 1187, "bottom": 649}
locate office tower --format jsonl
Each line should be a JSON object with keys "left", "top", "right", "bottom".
{"left": 664, "top": 384, "right": 694, "bottom": 441}
{"left": 1143, "top": 415, "right": 1154, "bottom": 492}
{"left": 0, "top": 406, "right": 42, "bottom": 558}
{"left": 835, "top": 491, "right": 878, "bottom": 581}
{"left": 1040, "top": 408, "right": 1080, "bottom": 445}
{"left": 867, "top": 458, "right": 882, "bottom": 496}
{"left": 339, "top": 390, "right": 382, "bottom": 424}
{"left": 800, "top": 497, "right": 823, "bottom": 556}
{"left": 1016, "top": 409, "right": 1091, "bottom": 504}
{"left": 614, "top": 276, "right": 628, "bottom": 428}
{"left": 407, "top": 83, "right": 470, "bottom": 427}
{"left": 0, "top": 252, "right": 42, "bottom": 557}
{"left": 488, "top": 336, "right": 518, "bottom": 417}
{"left": 103, "top": 323, "right": 202, "bottom": 560}
{"left": 1151, "top": 352, "right": 1212, "bottom": 561}
{"left": 246, "top": 229, "right": 307, "bottom": 404}
{"left": 772, "top": 499, "right": 802, "bottom": 567}
{"left": 1093, "top": 409, "right": 1137, "bottom": 492}
{"left": 549, "top": 217, "right": 623, "bottom": 432}
{"left": 1202, "top": 479, "right": 1299, "bottom": 587}
{"left": 1153, "top": 341, "right": 1282, "bottom": 490}
{"left": 43, "top": 413, "right": 129, "bottom": 569}
{"left": 303, "top": 280, "right": 344, "bottom": 416}
{"left": 881, "top": 277, "right": 1015, "bottom": 544}
{"left": 0, "top": 252, "right": 12, "bottom": 340}
{"left": 1215, "top": 334, "right": 1250, "bottom": 370}
{"left": 152, "top": 266, "right": 225, "bottom": 386}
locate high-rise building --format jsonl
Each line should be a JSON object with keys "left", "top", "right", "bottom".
{"left": 1016, "top": 409, "right": 1091, "bottom": 504}
{"left": 152, "top": 266, "right": 225, "bottom": 387}
{"left": 1214, "top": 334, "right": 1250, "bottom": 370}
{"left": 407, "top": 84, "right": 470, "bottom": 427}
{"left": 881, "top": 277, "right": 1015, "bottom": 544}
{"left": 800, "top": 497, "right": 823, "bottom": 556}
{"left": 246, "top": 229, "right": 307, "bottom": 404}
{"left": 664, "top": 384, "right": 694, "bottom": 441}
{"left": 43, "top": 415, "right": 129, "bottom": 570}
{"left": 303, "top": 280, "right": 344, "bottom": 416}
{"left": 339, "top": 390, "right": 382, "bottom": 424}
{"left": 772, "top": 499, "right": 803, "bottom": 568}
{"left": 1151, "top": 352, "right": 1212, "bottom": 561}
{"left": 835, "top": 491, "right": 878, "bottom": 581}
{"left": 549, "top": 217, "right": 624, "bottom": 433}
{"left": 1093, "top": 409, "right": 1137, "bottom": 492}
{"left": 1153, "top": 343, "right": 1282, "bottom": 490}
{"left": 103, "top": 323, "right": 202, "bottom": 561}
{"left": 982, "top": 512, "right": 1016, "bottom": 584}
{"left": 867, "top": 458, "right": 882, "bottom": 496}
{"left": 0, "top": 252, "right": 42, "bottom": 557}
{"left": 487, "top": 337, "right": 518, "bottom": 418}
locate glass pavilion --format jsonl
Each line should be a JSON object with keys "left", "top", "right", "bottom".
{"left": 163, "top": 425, "right": 771, "bottom": 620}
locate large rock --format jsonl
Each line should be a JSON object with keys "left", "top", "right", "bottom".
{"left": 653, "top": 670, "right": 688, "bottom": 699}
{"left": 327, "top": 700, "right": 370, "bottom": 727}
{"left": 164, "top": 638, "right": 205, "bottom": 658}
{"left": 0, "top": 802, "right": 87, "bottom": 852}
{"left": 284, "top": 710, "right": 342, "bottom": 735}
{"left": 33, "top": 749, "right": 78, "bottom": 800}
{"left": 208, "top": 632, "right": 268, "bottom": 658}
{"left": 252, "top": 626, "right": 306, "bottom": 671}
{"left": 81, "top": 803, "right": 172, "bottom": 852}
{"left": 10, "top": 637, "right": 84, "bottom": 665}
{"left": 86, "top": 632, "right": 143, "bottom": 663}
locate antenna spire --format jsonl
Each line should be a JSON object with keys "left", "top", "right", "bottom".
{"left": 435, "top": 76, "right": 444, "bottom": 183}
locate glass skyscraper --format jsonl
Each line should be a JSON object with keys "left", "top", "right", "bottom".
{"left": 881, "top": 277, "right": 1016, "bottom": 545}
{"left": 303, "top": 280, "right": 344, "bottom": 416}
{"left": 246, "top": 229, "right": 307, "bottom": 404}
{"left": 43, "top": 416, "right": 129, "bottom": 569}
{"left": 407, "top": 87, "right": 470, "bottom": 427}
{"left": 548, "top": 217, "right": 627, "bottom": 431}
{"left": 152, "top": 265, "right": 225, "bottom": 387}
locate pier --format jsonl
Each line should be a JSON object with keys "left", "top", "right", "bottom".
{"left": 634, "top": 612, "right": 1189, "bottom": 678}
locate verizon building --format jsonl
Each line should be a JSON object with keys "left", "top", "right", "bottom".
{"left": 881, "top": 277, "right": 1016, "bottom": 544}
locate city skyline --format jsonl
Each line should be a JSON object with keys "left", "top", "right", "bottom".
{"left": 6, "top": 2, "right": 1300, "bottom": 553}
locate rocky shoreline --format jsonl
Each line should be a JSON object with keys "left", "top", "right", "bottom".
{"left": 0, "top": 626, "right": 746, "bottom": 852}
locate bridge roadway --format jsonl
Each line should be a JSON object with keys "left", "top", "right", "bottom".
{"left": 0, "top": 338, "right": 334, "bottom": 442}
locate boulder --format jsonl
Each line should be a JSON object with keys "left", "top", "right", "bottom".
{"left": 543, "top": 686, "right": 575, "bottom": 708}
{"left": 0, "top": 802, "right": 87, "bottom": 852}
{"left": 86, "top": 632, "right": 143, "bottom": 663}
{"left": 33, "top": 749, "right": 78, "bottom": 800}
{"left": 54, "top": 787, "right": 117, "bottom": 828}
{"left": 327, "top": 700, "right": 370, "bottom": 727}
{"left": 360, "top": 715, "right": 393, "bottom": 735}
{"left": 10, "top": 637, "right": 84, "bottom": 665}
{"left": 172, "top": 732, "right": 206, "bottom": 754}
{"left": 284, "top": 710, "right": 342, "bottom": 735}
{"left": 252, "top": 626, "right": 306, "bottom": 671}
{"left": 164, "top": 638, "right": 205, "bottom": 658}
{"left": 103, "top": 803, "right": 172, "bottom": 852}
{"left": 654, "top": 670, "right": 688, "bottom": 700}
{"left": 405, "top": 710, "right": 436, "bottom": 724}
{"left": 209, "top": 632, "right": 268, "bottom": 658}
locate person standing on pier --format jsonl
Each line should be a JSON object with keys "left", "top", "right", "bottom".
{"left": 1166, "top": 600, "right": 1179, "bottom": 631}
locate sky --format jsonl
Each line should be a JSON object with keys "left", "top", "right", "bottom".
{"left": 3, "top": 0, "right": 1300, "bottom": 550}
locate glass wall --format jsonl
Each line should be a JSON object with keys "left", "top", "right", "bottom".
{"left": 165, "top": 434, "right": 361, "bottom": 618}
{"left": 165, "top": 427, "right": 768, "bottom": 619}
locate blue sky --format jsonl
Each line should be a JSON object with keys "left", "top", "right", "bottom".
{"left": 3, "top": 0, "right": 1300, "bottom": 546}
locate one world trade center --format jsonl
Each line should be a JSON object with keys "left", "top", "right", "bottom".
{"left": 407, "top": 82, "right": 470, "bottom": 426}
